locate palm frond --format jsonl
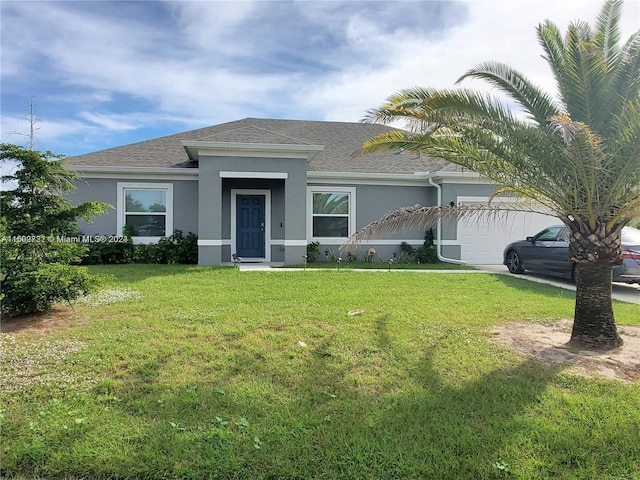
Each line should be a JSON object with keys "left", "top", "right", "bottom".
{"left": 593, "top": 0, "right": 623, "bottom": 64}
{"left": 339, "top": 203, "right": 558, "bottom": 251}
{"left": 457, "top": 61, "right": 558, "bottom": 125}
{"left": 363, "top": 88, "right": 520, "bottom": 131}
{"left": 537, "top": 20, "right": 568, "bottom": 108}
{"left": 608, "top": 32, "right": 640, "bottom": 120}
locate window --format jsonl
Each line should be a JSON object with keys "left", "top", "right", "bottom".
{"left": 307, "top": 187, "right": 355, "bottom": 241}
{"left": 535, "top": 226, "right": 565, "bottom": 242}
{"left": 117, "top": 183, "right": 173, "bottom": 242}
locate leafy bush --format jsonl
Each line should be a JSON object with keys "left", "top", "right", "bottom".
{"left": 1, "top": 263, "right": 97, "bottom": 317}
{"left": 306, "top": 241, "right": 320, "bottom": 262}
{"left": 82, "top": 238, "right": 135, "bottom": 265}
{"left": 153, "top": 230, "right": 198, "bottom": 264}
{"left": 82, "top": 230, "right": 198, "bottom": 265}
{"left": 399, "top": 229, "right": 439, "bottom": 264}
{"left": 0, "top": 144, "right": 110, "bottom": 317}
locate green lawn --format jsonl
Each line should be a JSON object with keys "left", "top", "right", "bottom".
{"left": 1, "top": 265, "right": 639, "bottom": 479}
{"left": 281, "top": 261, "right": 474, "bottom": 270}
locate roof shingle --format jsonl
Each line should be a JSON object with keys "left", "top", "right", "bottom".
{"left": 68, "top": 118, "right": 457, "bottom": 174}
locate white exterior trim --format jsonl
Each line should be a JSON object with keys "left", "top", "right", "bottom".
{"left": 70, "top": 165, "right": 198, "bottom": 181}
{"left": 116, "top": 182, "right": 173, "bottom": 244}
{"left": 284, "top": 240, "right": 308, "bottom": 247}
{"left": 307, "top": 186, "right": 356, "bottom": 243}
{"left": 271, "top": 240, "right": 306, "bottom": 246}
{"left": 220, "top": 171, "right": 288, "bottom": 179}
{"left": 197, "top": 239, "right": 224, "bottom": 246}
{"left": 308, "top": 171, "right": 431, "bottom": 186}
{"left": 231, "top": 189, "right": 272, "bottom": 263}
{"left": 182, "top": 141, "right": 324, "bottom": 161}
{"left": 429, "top": 170, "right": 492, "bottom": 184}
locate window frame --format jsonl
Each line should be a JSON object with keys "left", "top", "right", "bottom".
{"left": 117, "top": 182, "right": 173, "bottom": 244}
{"left": 307, "top": 186, "right": 356, "bottom": 243}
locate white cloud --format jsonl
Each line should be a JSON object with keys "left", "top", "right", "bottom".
{"left": 294, "top": 0, "right": 640, "bottom": 122}
{"left": 1, "top": 0, "right": 637, "bottom": 154}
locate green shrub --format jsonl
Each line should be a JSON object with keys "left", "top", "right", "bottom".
{"left": 82, "top": 230, "right": 198, "bottom": 265}
{"left": 1, "top": 263, "right": 96, "bottom": 317}
{"left": 306, "top": 241, "right": 320, "bottom": 262}
{"left": 399, "top": 229, "right": 439, "bottom": 264}
{"left": 153, "top": 230, "right": 198, "bottom": 264}
{"left": 82, "top": 238, "right": 135, "bottom": 265}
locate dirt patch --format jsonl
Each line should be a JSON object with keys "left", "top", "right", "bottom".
{"left": 0, "top": 306, "right": 86, "bottom": 336}
{"left": 492, "top": 320, "right": 640, "bottom": 382}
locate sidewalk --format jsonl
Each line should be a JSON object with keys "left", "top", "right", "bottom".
{"left": 475, "top": 264, "right": 640, "bottom": 305}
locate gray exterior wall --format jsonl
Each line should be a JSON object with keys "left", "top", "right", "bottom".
{"left": 67, "top": 174, "right": 498, "bottom": 265}
{"left": 308, "top": 182, "right": 437, "bottom": 261}
{"left": 197, "top": 155, "right": 307, "bottom": 265}
{"left": 69, "top": 178, "right": 198, "bottom": 237}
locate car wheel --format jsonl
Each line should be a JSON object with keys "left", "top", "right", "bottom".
{"left": 506, "top": 250, "right": 525, "bottom": 274}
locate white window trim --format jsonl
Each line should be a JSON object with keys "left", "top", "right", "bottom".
{"left": 307, "top": 186, "right": 356, "bottom": 244}
{"left": 117, "top": 182, "right": 174, "bottom": 244}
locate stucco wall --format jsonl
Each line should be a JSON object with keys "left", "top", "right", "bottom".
{"left": 69, "top": 177, "right": 198, "bottom": 237}
{"left": 197, "top": 155, "right": 308, "bottom": 265}
{"left": 307, "top": 182, "right": 437, "bottom": 261}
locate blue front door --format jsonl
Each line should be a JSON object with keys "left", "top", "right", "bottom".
{"left": 236, "top": 195, "right": 265, "bottom": 258}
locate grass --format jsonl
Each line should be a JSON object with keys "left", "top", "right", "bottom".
{"left": 1, "top": 265, "right": 639, "bottom": 479}
{"left": 282, "top": 261, "right": 474, "bottom": 270}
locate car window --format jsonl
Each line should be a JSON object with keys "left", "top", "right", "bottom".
{"left": 535, "top": 226, "right": 564, "bottom": 241}
{"left": 559, "top": 228, "right": 570, "bottom": 242}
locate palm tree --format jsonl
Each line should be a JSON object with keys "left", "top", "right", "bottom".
{"left": 346, "top": 0, "right": 640, "bottom": 350}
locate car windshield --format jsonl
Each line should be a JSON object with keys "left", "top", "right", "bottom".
{"left": 622, "top": 227, "right": 640, "bottom": 245}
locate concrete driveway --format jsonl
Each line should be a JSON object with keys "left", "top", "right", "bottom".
{"left": 476, "top": 264, "right": 640, "bottom": 305}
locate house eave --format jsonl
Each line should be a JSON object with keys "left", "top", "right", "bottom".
{"left": 427, "top": 170, "right": 492, "bottom": 184}
{"left": 307, "top": 171, "right": 432, "bottom": 186}
{"left": 68, "top": 165, "right": 199, "bottom": 181}
{"left": 181, "top": 141, "right": 324, "bottom": 161}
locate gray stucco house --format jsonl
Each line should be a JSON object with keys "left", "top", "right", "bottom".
{"left": 67, "top": 118, "right": 555, "bottom": 265}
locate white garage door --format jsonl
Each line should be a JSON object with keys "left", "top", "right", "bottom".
{"left": 458, "top": 199, "right": 558, "bottom": 265}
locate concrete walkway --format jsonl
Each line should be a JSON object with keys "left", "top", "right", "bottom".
{"left": 475, "top": 264, "right": 640, "bottom": 305}
{"left": 237, "top": 263, "right": 640, "bottom": 305}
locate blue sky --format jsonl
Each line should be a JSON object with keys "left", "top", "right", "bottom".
{"left": 1, "top": 0, "right": 638, "bottom": 157}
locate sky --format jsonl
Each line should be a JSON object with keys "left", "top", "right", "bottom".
{"left": 1, "top": 0, "right": 639, "bottom": 158}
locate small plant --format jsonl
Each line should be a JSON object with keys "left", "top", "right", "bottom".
{"left": 236, "top": 417, "right": 250, "bottom": 430}
{"left": 326, "top": 250, "right": 339, "bottom": 262}
{"left": 365, "top": 248, "right": 376, "bottom": 263}
{"left": 398, "top": 229, "right": 438, "bottom": 264}
{"left": 306, "top": 241, "right": 320, "bottom": 262}
{"left": 493, "top": 460, "right": 511, "bottom": 476}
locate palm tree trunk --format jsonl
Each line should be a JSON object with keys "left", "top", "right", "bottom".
{"left": 570, "top": 261, "right": 622, "bottom": 350}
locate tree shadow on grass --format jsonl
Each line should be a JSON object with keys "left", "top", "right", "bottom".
{"left": 6, "top": 319, "right": 639, "bottom": 480}
{"left": 105, "top": 335, "right": 566, "bottom": 478}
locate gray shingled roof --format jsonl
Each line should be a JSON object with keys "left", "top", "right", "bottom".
{"left": 68, "top": 118, "right": 459, "bottom": 175}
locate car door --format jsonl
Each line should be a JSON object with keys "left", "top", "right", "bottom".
{"left": 520, "top": 226, "right": 570, "bottom": 274}
{"left": 543, "top": 226, "right": 572, "bottom": 275}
